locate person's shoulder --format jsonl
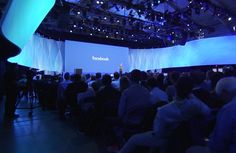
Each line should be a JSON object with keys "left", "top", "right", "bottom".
{"left": 158, "top": 102, "right": 175, "bottom": 114}
{"left": 221, "top": 100, "right": 236, "bottom": 113}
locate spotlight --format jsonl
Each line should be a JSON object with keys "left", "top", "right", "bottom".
{"left": 233, "top": 26, "right": 236, "bottom": 31}
{"left": 69, "top": 30, "right": 73, "bottom": 33}
{"left": 228, "top": 17, "right": 232, "bottom": 21}
{"left": 77, "top": 11, "right": 81, "bottom": 15}
{"left": 90, "top": 33, "right": 93, "bottom": 36}
{"left": 73, "top": 24, "right": 77, "bottom": 28}
{"left": 96, "top": 1, "right": 100, "bottom": 4}
{"left": 104, "top": 16, "right": 107, "bottom": 20}
{"left": 116, "top": 31, "right": 119, "bottom": 34}
{"left": 121, "top": 37, "right": 124, "bottom": 40}
{"left": 106, "top": 35, "right": 109, "bottom": 38}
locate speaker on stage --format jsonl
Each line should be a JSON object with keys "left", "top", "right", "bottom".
{"left": 74, "top": 68, "right": 82, "bottom": 75}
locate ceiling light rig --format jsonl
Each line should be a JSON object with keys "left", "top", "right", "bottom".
{"left": 37, "top": 0, "right": 236, "bottom": 48}
{"left": 187, "top": 0, "right": 236, "bottom": 34}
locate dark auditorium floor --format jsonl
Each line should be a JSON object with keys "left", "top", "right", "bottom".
{"left": 0, "top": 98, "right": 108, "bottom": 153}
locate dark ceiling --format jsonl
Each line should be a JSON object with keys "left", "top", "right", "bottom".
{"left": 1, "top": 0, "right": 236, "bottom": 48}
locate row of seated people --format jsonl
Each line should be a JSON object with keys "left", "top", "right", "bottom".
{"left": 56, "top": 68, "right": 235, "bottom": 153}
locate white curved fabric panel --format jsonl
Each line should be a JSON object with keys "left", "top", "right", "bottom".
{"left": 8, "top": 34, "right": 64, "bottom": 72}
{"left": 1, "top": 0, "right": 56, "bottom": 49}
{"left": 129, "top": 36, "right": 236, "bottom": 71}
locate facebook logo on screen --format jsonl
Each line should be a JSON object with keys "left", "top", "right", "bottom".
{"left": 92, "top": 56, "right": 109, "bottom": 61}
{"left": 65, "top": 40, "right": 129, "bottom": 73}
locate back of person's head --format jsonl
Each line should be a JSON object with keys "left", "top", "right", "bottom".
{"left": 175, "top": 76, "right": 193, "bottom": 99}
{"left": 206, "top": 70, "right": 214, "bottom": 80}
{"left": 114, "top": 72, "right": 120, "bottom": 80}
{"left": 91, "top": 75, "right": 96, "bottom": 81}
{"left": 73, "top": 74, "right": 81, "bottom": 82}
{"left": 210, "top": 72, "right": 224, "bottom": 90}
{"left": 64, "top": 72, "right": 70, "bottom": 80}
{"left": 215, "top": 76, "right": 236, "bottom": 103}
{"left": 141, "top": 71, "right": 147, "bottom": 81}
{"left": 96, "top": 72, "right": 102, "bottom": 79}
{"left": 130, "top": 69, "right": 141, "bottom": 83}
{"left": 85, "top": 73, "right": 91, "bottom": 80}
{"left": 102, "top": 74, "right": 112, "bottom": 86}
{"left": 120, "top": 76, "right": 130, "bottom": 91}
{"left": 190, "top": 70, "right": 205, "bottom": 85}
{"left": 147, "top": 77, "right": 157, "bottom": 89}
{"left": 156, "top": 73, "right": 165, "bottom": 89}
{"left": 169, "top": 71, "right": 180, "bottom": 84}
{"left": 223, "top": 66, "right": 235, "bottom": 77}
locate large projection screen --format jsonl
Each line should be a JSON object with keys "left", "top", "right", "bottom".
{"left": 65, "top": 40, "right": 129, "bottom": 73}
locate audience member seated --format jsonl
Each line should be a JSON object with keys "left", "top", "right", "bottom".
{"left": 64, "top": 74, "right": 87, "bottom": 111}
{"left": 88, "top": 75, "right": 96, "bottom": 87}
{"left": 118, "top": 76, "right": 211, "bottom": 153}
{"left": 57, "top": 72, "right": 72, "bottom": 118}
{"left": 208, "top": 77, "right": 236, "bottom": 153}
{"left": 156, "top": 73, "right": 165, "bottom": 91}
{"left": 191, "top": 70, "right": 213, "bottom": 108}
{"left": 91, "top": 72, "right": 103, "bottom": 93}
{"left": 147, "top": 77, "right": 168, "bottom": 105}
{"left": 84, "top": 73, "right": 91, "bottom": 83}
{"left": 140, "top": 71, "right": 148, "bottom": 89}
{"left": 96, "top": 74, "right": 121, "bottom": 117}
{"left": 112, "top": 72, "right": 120, "bottom": 90}
{"left": 118, "top": 69, "right": 151, "bottom": 126}
{"left": 223, "top": 66, "right": 235, "bottom": 77}
{"left": 119, "top": 76, "right": 130, "bottom": 92}
{"left": 204, "top": 70, "right": 214, "bottom": 92}
{"left": 166, "top": 71, "right": 179, "bottom": 101}
{"left": 77, "top": 85, "right": 95, "bottom": 106}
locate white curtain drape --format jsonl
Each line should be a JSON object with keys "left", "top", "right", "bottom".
{"left": 8, "top": 34, "right": 64, "bottom": 72}
{"left": 129, "top": 36, "right": 236, "bottom": 71}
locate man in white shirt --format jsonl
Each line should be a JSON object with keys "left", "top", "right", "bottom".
{"left": 147, "top": 77, "right": 168, "bottom": 105}
{"left": 118, "top": 69, "right": 151, "bottom": 125}
{"left": 209, "top": 77, "right": 236, "bottom": 153}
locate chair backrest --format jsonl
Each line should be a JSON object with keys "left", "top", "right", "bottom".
{"left": 124, "top": 106, "right": 149, "bottom": 126}
{"left": 79, "top": 96, "right": 96, "bottom": 111}
{"left": 166, "top": 121, "right": 192, "bottom": 153}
